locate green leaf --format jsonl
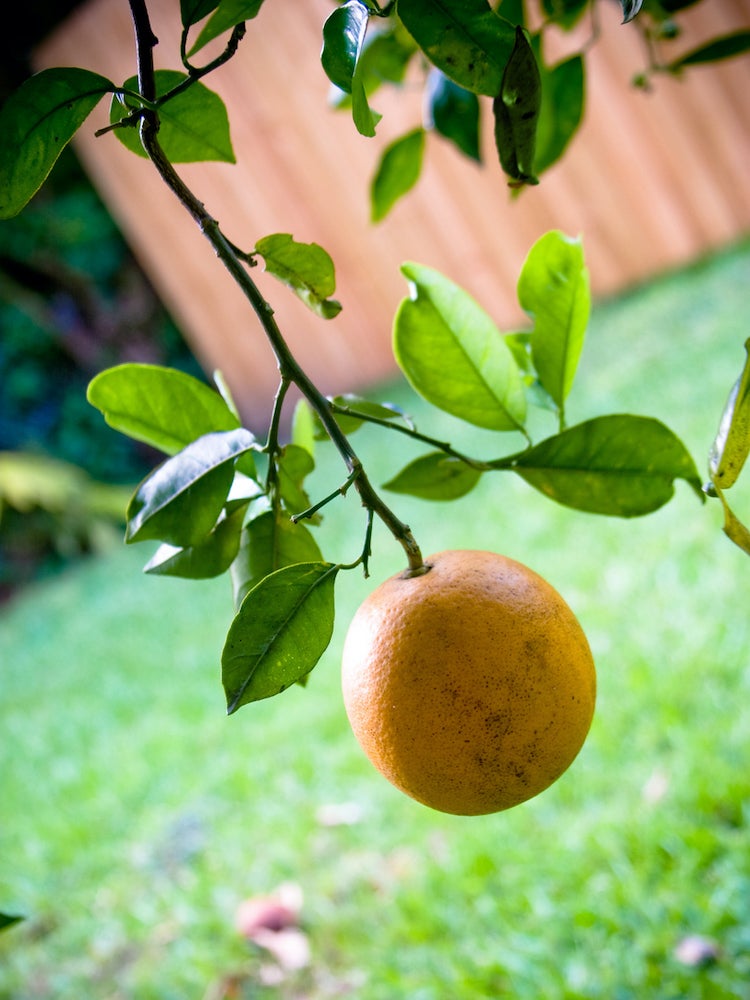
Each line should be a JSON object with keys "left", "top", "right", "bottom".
{"left": 397, "top": 0, "right": 515, "bottom": 96}
{"left": 291, "top": 399, "right": 317, "bottom": 458}
{"left": 127, "top": 429, "right": 256, "bottom": 546}
{"left": 189, "top": 0, "right": 266, "bottom": 55}
{"left": 498, "top": 415, "right": 703, "bottom": 516}
{"left": 0, "top": 913, "right": 24, "bottom": 933}
{"left": 111, "top": 71, "right": 235, "bottom": 163}
{"left": 541, "top": 0, "right": 589, "bottom": 29}
{"left": 517, "top": 231, "right": 590, "bottom": 415}
{"left": 0, "top": 68, "right": 114, "bottom": 219}
{"left": 667, "top": 31, "right": 750, "bottom": 71}
{"left": 181, "top": 0, "right": 220, "bottom": 28}
{"left": 383, "top": 452, "right": 482, "bottom": 500}
{"left": 222, "top": 562, "right": 338, "bottom": 711}
{"left": 321, "top": 0, "right": 370, "bottom": 93}
{"left": 230, "top": 507, "right": 323, "bottom": 608}
{"left": 371, "top": 128, "right": 425, "bottom": 222}
{"left": 87, "top": 363, "right": 242, "bottom": 455}
{"left": 532, "top": 41, "right": 584, "bottom": 176}
{"left": 708, "top": 338, "right": 750, "bottom": 490}
{"left": 144, "top": 503, "right": 248, "bottom": 579}
{"left": 394, "top": 262, "right": 526, "bottom": 431}
{"left": 708, "top": 481, "right": 750, "bottom": 557}
{"left": 425, "top": 70, "right": 481, "bottom": 161}
{"left": 492, "top": 26, "right": 541, "bottom": 186}
{"left": 275, "top": 443, "right": 317, "bottom": 519}
{"left": 254, "top": 234, "right": 342, "bottom": 319}
{"left": 324, "top": 395, "right": 410, "bottom": 437}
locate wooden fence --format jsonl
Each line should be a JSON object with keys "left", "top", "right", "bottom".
{"left": 35, "top": 0, "right": 750, "bottom": 427}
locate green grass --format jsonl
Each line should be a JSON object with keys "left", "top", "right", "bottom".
{"left": 2, "top": 240, "right": 750, "bottom": 999}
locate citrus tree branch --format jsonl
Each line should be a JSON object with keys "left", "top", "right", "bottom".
{"left": 126, "top": 0, "right": 425, "bottom": 574}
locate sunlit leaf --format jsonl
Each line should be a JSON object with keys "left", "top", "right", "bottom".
{"left": 425, "top": 70, "right": 481, "bottom": 161}
{"left": 394, "top": 262, "right": 526, "bottom": 431}
{"left": 383, "top": 452, "right": 482, "bottom": 500}
{"left": 496, "top": 415, "right": 704, "bottom": 516}
{"left": 518, "top": 231, "right": 590, "bottom": 415}
{"left": 254, "top": 234, "right": 342, "bottom": 318}
{"left": 189, "top": 0, "right": 266, "bottom": 55}
{"left": 111, "top": 71, "right": 234, "bottom": 163}
{"left": 127, "top": 429, "right": 256, "bottom": 546}
{"left": 87, "top": 363, "right": 242, "bottom": 455}
{"left": 708, "top": 339, "right": 750, "bottom": 490}
{"left": 371, "top": 128, "right": 425, "bottom": 221}
{"left": 709, "top": 482, "right": 750, "bottom": 557}
{"left": 230, "top": 507, "right": 323, "bottom": 608}
{"left": 0, "top": 68, "right": 113, "bottom": 218}
{"left": 397, "top": 0, "right": 515, "bottom": 96}
{"left": 222, "top": 562, "right": 338, "bottom": 711}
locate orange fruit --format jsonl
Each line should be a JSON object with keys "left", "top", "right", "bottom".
{"left": 341, "top": 549, "right": 596, "bottom": 815}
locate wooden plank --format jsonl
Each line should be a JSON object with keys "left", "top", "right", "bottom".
{"left": 33, "top": 0, "right": 750, "bottom": 427}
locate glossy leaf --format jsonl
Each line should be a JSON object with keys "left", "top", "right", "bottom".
{"left": 394, "top": 263, "right": 526, "bottom": 431}
{"left": 532, "top": 42, "right": 585, "bottom": 176}
{"left": 144, "top": 503, "right": 248, "bottom": 579}
{"left": 321, "top": 0, "right": 370, "bottom": 93}
{"left": 708, "top": 339, "right": 750, "bottom": 490}
{"left": 620, "top": 0, "right": 644, "bottom": 22}
{"left": 230, "top": 507, "right": 323, "bottom": 608}
{"left": 425, "top": 70, "right": 481, "bottom": 161}
{"left": 127, "top": 429, "right": 256, "bottom": 546}
{"left": 189, "top": 0, "right": 266, "bottom": 55}
{"left": 518, "top": 231, "right": 590, "bottom": 414}
{"left": 222, "top": 562, "right": 338, "bottom": 711}
{"left": 0, "top": 68, "right": 113, "bottom": 219}
{"left": 492, "top": 26, "right": 541, "bottom": 186}
{"left": 667, "top": 31, "right": 750, "bottom": 71}
{"left": 87, "top": 363, "right": 242, "bottom": 455}
{"left": 397, "top": 0, "right": 515, "bottom": 96}
{"left": 371, "top": 128, "right": 425, "bottom": 221}
{"left": 111, "top": 71, "right": 235, "bottom": 163}
{"left": 254, "top": 234, "right": 342, "bottom": 319}
{"left": 383, "top": 452, "right": 482, "bottom": 500}
{"left": 497, "top": 415, "right": 703, "bottom": 516}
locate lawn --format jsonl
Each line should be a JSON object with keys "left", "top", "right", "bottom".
{"left": 1, "top": 240, "right": 750, "bottom": 999}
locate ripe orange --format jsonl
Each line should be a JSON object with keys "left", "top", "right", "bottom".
{"left": 341, "top": 550, "right": 596, "bottom": 815}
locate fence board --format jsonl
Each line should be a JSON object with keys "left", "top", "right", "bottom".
{"left": 34, "top": 0, "right": 750, "bottom": 427}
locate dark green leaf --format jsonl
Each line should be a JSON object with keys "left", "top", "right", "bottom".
{"left": 0, "top": 913, "right": 24, "bottom": 933}
{"left": 620, "top": 0, "right": 644, "bottom": 21}
{"left": 0, "top": 68, "right": 114, "bottom": 218}
{"left": 181, "top": 0, "right": 220, "bottom": 28}
{"left": 425, "top": 70, "right": 481, "bottom": 161}
{"left": 496, "top": 0, "right": 525, "bottom": 26}
{"left": 87, "top": 364, "right": 242, "bottom": 455}
{"left": 532, "top": 41, "right": 584, "bottom": 176}
{"left": 111, "top": 71, "right": 235, "bottom": 163}
{"left": 492, "top": 26, "right": 541, "bottom": 186}
{"left": 394, "top": 262, "right": 526, "bottom": 431}
{"left": 517, "top": 231, "right": 590, "bottom": 414}
{"left": 144, "top": 503, "right": 248, "bottom": 579}
{"left": 321, "top": 0, "right": 371, "bottom": 93}
{"left": 708, "top": 338, "right": 750, "bottom": 490}
{"left": 127, "top": 429, "right": 256, "bottom": 546}
{"left": 397, "top": 0, "right": 515, "bottom": 96}
{"left": 189, "top": 0, "right": 266, "bottom": 55}
{"left": 222, "top": 562, "right": 338, "bottom": 711}
{"left": 383, "top": 451, "right": 482, "bottom": 500}
{"left": 254, "top": 234, "right": 342, "bottom": 319}
{"left": 230, "top": 507, "right": 323, "bottom": 608}
{"left": 497, "top": 415, "right": 703, "bottom": 516}
{"left": 371, "top": 128, "right": 425, "bottom": 221}
{"left": 667, "top": 31, "right": 750, "bottom": 71}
